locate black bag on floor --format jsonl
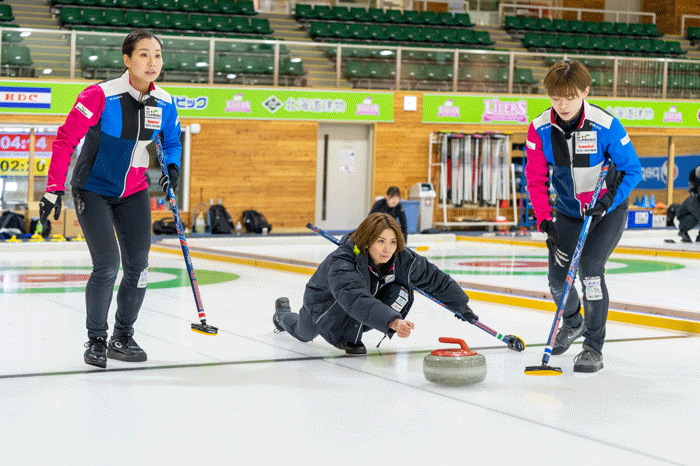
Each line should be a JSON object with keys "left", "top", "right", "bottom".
{"left": 0, "top": 210, "right": 26, "bottom": 235}
{"left": 242, "top": 210, "right": 272, "bottom": 234}
{"left": 209, "top": 204, "right": 234, "bottom": 234}
{"left": 153, "top": 219, "right": 178, "bottom": 235}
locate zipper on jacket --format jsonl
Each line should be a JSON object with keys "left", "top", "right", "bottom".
{"left": 121, "top": 98, "right": 143, "bottom": 197}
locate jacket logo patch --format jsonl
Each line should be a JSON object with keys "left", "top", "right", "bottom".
{"left": 575, "top": 131, "right": 597, "bottom": 154}
{"left": 144, "top": 118, "right": 161, "bottom": 130}
{"left": 75, "top": 102, "right": 93, "bottom": 120}
{"left": 621, "top": 135, "right": 631, "bottom": 146}
{"left": 145, "top": 106, "right": 161, "bottom": 119}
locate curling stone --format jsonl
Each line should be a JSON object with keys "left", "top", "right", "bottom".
{"left": 423, "top": 337, "right": 486, "bottom": 386}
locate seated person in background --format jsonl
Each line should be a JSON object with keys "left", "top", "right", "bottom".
{"left": 272, "top": 213, "right": 478, "bottom": 355}
{"left": 370, "top": 186, "right": 408, "bottom": 241}
{"left": 676, "top": 164, "right": 700, "bottom": 243}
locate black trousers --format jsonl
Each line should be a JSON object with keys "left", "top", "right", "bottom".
{"left": 548, "top": 202, "right": 628, "bottom": 353}
{"left": 73, "top": 188, "right": 152, "bottom": 339}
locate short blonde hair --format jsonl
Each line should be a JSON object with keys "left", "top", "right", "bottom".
{"left": 350, "top": 212, "right": 405, "bottom": 255}
{"left": 543, "top": 59, "right": 591, "bottom": 97}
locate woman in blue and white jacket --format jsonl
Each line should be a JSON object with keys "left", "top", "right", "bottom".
{"left": 39, "top": 30, "right": 182, "bottom": 368}
{"left": 525, "top": 59, "right": 642, "bottom": 373}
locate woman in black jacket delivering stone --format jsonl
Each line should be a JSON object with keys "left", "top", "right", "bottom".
{"left": 273, "top": 212, "right": 477, "bottom": 354}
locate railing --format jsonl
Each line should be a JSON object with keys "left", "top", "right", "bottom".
{"left": 681, "top": 14, "right": 700, "bottom": 35}
{"left": 2, "top": 27, "right": 699, "bottom": 101}
{"left": 498, "top": 3, "right": 656, "bottom": 25}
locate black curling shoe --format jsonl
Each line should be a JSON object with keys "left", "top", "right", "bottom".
{"left": 107, "top": 335, "right": 147, "bottom": 362}
{"left": 84, "top": 337, "right": 108, "bottom": 368}
{"left": 334, "top": 341, "right": 367, "bottom": 355}
{"left": 273, "top": 297, "right": 291, "bottom": 333}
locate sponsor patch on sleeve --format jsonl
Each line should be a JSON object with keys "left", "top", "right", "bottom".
{"left": 75, "top": 102, "right": 93, "bottom": 120}
{"left": 526, "top": 140, "right": 536, "bottom": 150}
{"left": 621, "top": 135, "right": 630, "bottom": 146}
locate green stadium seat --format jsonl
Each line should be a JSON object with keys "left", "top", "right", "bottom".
{"left": 628, "top": 23, "right": 644, "bottom": 36}
{"left": 294, "top": 4, "right": 314, "bottom": 21}
{"left": 280, "top": 57, "right": 304, "bottom": 76}
{"left": 251, "top": 18, "right": 273, "bottom": 34}
{"left": 589, "top": 70, "right": 602, "bottom": 88}
{"left": 420, "top": 11, "right": 441, "bottom": 25}
{"left": 365, "top": 61, "right": 386, "bottom": 79}
{"left": 634, "top": 38, "right": 652, "bottom": 55}
{"left": 582, "top": 21, "right": 599, "bottom": 34}
{"left": 597, "top": 21, "right": 614, "bottom": 35}
{"left": 533, "top": 18, "right": 554, "bottom": 32}
{"left": 161, "top": 51, "right": 179, "bottom": 71}
{"left": 368, "top": 24, "right": 389, "bottom": 41}
{"left": 158, "top": 0, "right": 179, "bottom": 10}
{"left": 197, "top": 0, "right": 219, "bottom": 13}
{"left": 190, "top": 14, "right": 213, "bottom": 31}
{"left": 0, "top": 4, "right": 14, "bottom": 22}
{"left": 60, "top": 7, "right": 83, "bottom": 25}
{"left": 350, "top": 8, "right": 370, "bottom": 22}
{"left": 80, "top": 48, "right": 107, "bottom": 69}
{"left": 331, "top": 6, "right": 352, "bottom": 21}
{"left": 552, "top": 19, "right": 571, "bottom": 33}
{"left": 368, "top": 8, "right": 388, "bottom": 23}
{"left": 569, "top": 20, "right": 585, "bottom": 34}
{"left": 386, "top": 9, "right": 404, "bottom": 24}
{"left": 237, "top": 1, "right": 257, "bottom": 15}
{"left": 328, "top": 22, "right": 351, "bottom": 39}
{"left": 349, "top": 23, "right": 371, "bottom": 40}
{"left": 504, "top": 16, "right": 521, "bottom": 30}
{"left": 643, "top": 23, "right": 662, "bottom": 37}
{"left": 314, "top": 5, "right": 332, "bottom": 20}
{"left": 230, "top": 16, "right": 253, "bottom": 34}
{"left": 423, "top": 27, "right": 442, "bottom": 43}
{"left": 612, "top": 23, "right": 629, "bottom": 36}
{"left": 664, "top": 41, "right": 686, "bottom": 56}
{"left": 104, "top": 9, "right": 128, "bottom": 27}
{"left": 125, "top": 10, "right": 151, "bottom": 28}
{"left": 403, "top": 26, "right": 424, "bottom": 42}
{"left": 345, "top": 61, "right": 367, "bottom": 80}
{"left": 523, "top": 32, "right": 544, "bottom": 49}
{"left": 439, "top": 12, "right": 458, "bottom": 27}
{"left": 441, "top": 28, "right": 458, "bottom": 44}
{"left": 211, "top": 15, "right": 232, "bottom": 33}
{"left": 454, "top": 13, "right": 474, "bottom": 27}
{"left": 403, "top": 11, "right": 421, "bottom": 25}
{"left": 148, "top": 12, "right": 171, "bottom": 29}
{"left": 474, "top": 30, "right": 494, "bottom": 46}
{"left": 82, "top": 8, "right": 106, "bottom": 26}
{"left": 104, "top": 50, "right": 125, "bottom": 69}
{"left": 169, "top": 12, "right": 190, "bottom": 29}
{"left": 309, "top": 22, "right": 331, "bottom": 39}
{"left": 519, "top": 17, "right": 537, "bottom": 31}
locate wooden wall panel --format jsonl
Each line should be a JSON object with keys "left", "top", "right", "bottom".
{"left": 184, "top": 118, "right": 318, "bottom": 229}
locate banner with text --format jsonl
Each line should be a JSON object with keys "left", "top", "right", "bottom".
{"left": 0, "top": 82, "right": 394, "bottom": 122}
{"left": 422, "top": 94, "right": 700, "bottom": 129}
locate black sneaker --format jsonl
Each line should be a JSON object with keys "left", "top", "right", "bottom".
{"left": 334, "top": 341, "right": 367, "bottom": 355}
{"left": 84, "top": 337, "right": 107, "bottom": 368}
{"left": 107, "top": 334, "right": 147, "bottom": 362}
{"left": 273, "top": 297, "right": 291, "bottom": 333}
{"left": 552, "top": 321, "right": 586, "bottom": 355}
{"left": 679, "top": 230, "right": 692, "bottom": 243}
{"left": 573, "top": 345, "right": 604, "bottom": 373}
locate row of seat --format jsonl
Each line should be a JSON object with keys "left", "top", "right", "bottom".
{"left": 60, "top": 7, "right": 273, "bottom": 34}
{"left": 53, "top": 0, "right": 256, "bottom": 15}
{"left": 688, "top": 27, "right": 700, "bottom": 44}
{"left": 80, "top": 48, "right": 303, "bottom": 75}
{"left": 523, "top": 33, "right": 686, "bottom": 57}
{"left": 505, "top": 16, "right": 661, "bottom": 38}
{"left": 295, "top": 4, "right": 474, "bottom": 28}
{"left": 590, "top": 70, "right": 700, "bottom": 90}
{"left": 310, "top": 22, "right": 493, "bottom": 46}
{"left": 542, "top": 54, "right": 700, "bottom": 71}
{"left": 325, "top": 46, "right": 509, "bottom": 64}
{"left": 344, "top": 61, "right": 537, "bottom": 83}
{"left": 1, "top": 45, "right": 33, "bottom": 67}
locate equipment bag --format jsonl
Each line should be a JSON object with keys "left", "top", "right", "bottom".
{"left": 242, "top": 209, "right": 272, "bottom": 234}
{"left": 209, "top": 204, "right": 234, "bottom": 234}
{"left": 153, "top": 219, "right": 178, "bottom": 235}
{"left": 0, "top": 210, "right": 26, "bottom": 234}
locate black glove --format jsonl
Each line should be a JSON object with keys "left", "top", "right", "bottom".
{"left": 159, "top": 164, "right": 179, "bottom": 197}
{"left": 455, "top": 305, "right": 478, "bottom": 324}
{"left": 540, "top": 218, "right": 568, "bottom": 267}
{"left": 39, "top": 191, "right": 64, "bottom": 225}
{"left": 584, "top": 191, "right": 614, "bottom": 218}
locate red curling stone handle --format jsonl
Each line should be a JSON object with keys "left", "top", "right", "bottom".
{"left": 431, "top": 337, "right": 477, "bottom": 357}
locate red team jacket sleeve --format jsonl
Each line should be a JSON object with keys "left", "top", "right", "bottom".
{"left": 46, "top": 85, "right": 105, "bottom": 192}
{"left": 525, "top": 123, "right": 552, "bottom": 230}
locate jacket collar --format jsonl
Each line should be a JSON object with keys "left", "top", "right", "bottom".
{"left": 120, "top": 71, "right": 155, "bottom": 103}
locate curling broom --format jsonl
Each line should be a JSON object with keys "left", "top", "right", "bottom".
{"left": 524, "top": 159, "right": 611, "bottom": 375}
{"left": 155, "top": 138, "right": 218, "bottom": 336}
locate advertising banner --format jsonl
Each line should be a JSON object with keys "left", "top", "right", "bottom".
{"left": 422, "top": 94, "right": 700, "bottom": 129}
{"left": 0, "top": 82, "right": 394, "bottom": 122}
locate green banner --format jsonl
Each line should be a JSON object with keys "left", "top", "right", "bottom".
{"left": 422, "top": 94, "right": 700, "bottom": 129}
{"left": 0, "top": 81, "right": 394, "bottom": 122}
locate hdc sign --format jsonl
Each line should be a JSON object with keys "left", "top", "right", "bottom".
{"left": 0, "top": 86, "right": 51, "bottom": 109}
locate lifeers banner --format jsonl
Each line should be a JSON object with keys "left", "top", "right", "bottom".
{"left": 422, "top": 93, "right": 700, "bottom": 129}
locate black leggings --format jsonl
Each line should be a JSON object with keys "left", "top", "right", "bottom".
{"left": 73, "top": 188, "right": 152, "bottom": 339}
{"left": 548, "top": 202, "right": 628, "bottom": 353}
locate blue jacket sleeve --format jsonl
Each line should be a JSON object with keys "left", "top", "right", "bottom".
{"left": 606, "top": 118, "right": 642, "bottom": 210}
{"left": 161, "top": 99, "right": 182, "bottom": 170}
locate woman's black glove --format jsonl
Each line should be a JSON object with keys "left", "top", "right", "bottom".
{"left": 540, "top": 219, "right": 568, "bottom": 267}
{"left": 39, "top": 191, "right": 64, "bottom": 225}
{"left": 455, "top": 305, "right": 478, "bottom": 324}
{"left": 159, "top": 164, "right": 179, "bottom": 196}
